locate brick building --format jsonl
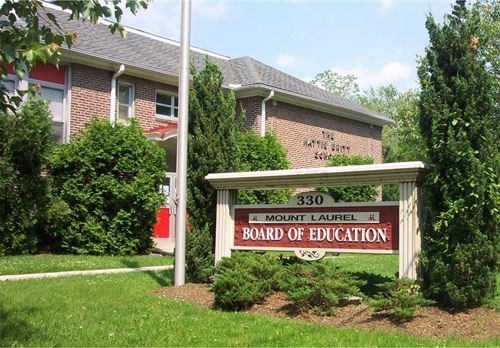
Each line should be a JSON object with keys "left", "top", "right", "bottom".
{"left": 3, "top": 4, "right": 393, "bottom": 246}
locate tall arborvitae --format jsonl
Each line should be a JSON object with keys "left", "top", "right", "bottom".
{"left": 418, "top": 0, "right": 499, "bottom": 309}
{"left": 186, "top": 60, "right": 242, "bottom": 282}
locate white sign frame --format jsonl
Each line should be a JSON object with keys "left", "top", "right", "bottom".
{"left": 206, "top": 161, "right": 429, "bottom": 280}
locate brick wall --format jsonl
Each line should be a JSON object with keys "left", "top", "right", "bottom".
{"left": 237, "top": 97, "right": 383, "bottom": 168}
{"left": 237, "top": 96, "right": 261, "bottom": 132}
{"left": 70, "top": 64, "right": 178, "bottom": 136}
{"left": 70, "top": 65, "right": 382, "bottom": 169}
{"left": 70, "top": 64, "right": 111, "bottom": 134}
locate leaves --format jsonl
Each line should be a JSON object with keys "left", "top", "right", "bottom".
{"left": 47, "top": 119, "right": 166, "bottom": 255}
{"left": 317, "top": 155, "right": 377, "bottom": 203}
{"left": 0, "top": 96, "right": 53, "bottom": 255}
{"left": 418, "top": 0, "right": 499, "bottom": 309}
{"left": 0, "top": 0, "right": 150, "bottom": 112}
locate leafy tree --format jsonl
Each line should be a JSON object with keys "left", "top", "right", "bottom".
{"left": 237, "top": 130, "right": 292, "bottom": 204}
{"left": 0, "top": 96, "right": 53, "bottom": 255}
{"left": 186, "top": 60, "right": 242, "bottom": 281}
{"left": 418, "top": 0, "right": 499, "bottom": 309}
{"left": 476, "top": 0, "right": 499, "bottom": 84}
{"left": 47, "top": 119, "right": 165, "bottom": 255}
{"left": 311, "top": 72, "right": 426, "bottom": 200}
{"left": 358, "top": 86, "right": 425, "bottom": 164}
{"left": 310, "top": 70, "right": 360, "bottom": 101}
{"left": 476, "top": 0, "right": 499, "bottom": 138}
{"left": 0, "top": 0, "right": 148, "bottom": 112}
{"left": 317, "top": 155, "right": 377, "bottom": 202}
{"left": 358, "top": 86, "right": 426, "bottom": 201}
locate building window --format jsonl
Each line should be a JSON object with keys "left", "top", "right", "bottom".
{"left": 156, "top": 91, "right": 178, "bottom": 119}
{"left": 118, "top": 83, "right": 134, "bottom": 122}
{"left": 39, "top": 85, "right": 65, "bottom": 142}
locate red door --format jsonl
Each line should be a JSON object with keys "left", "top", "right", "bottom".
{"left": 153, "top": 207, "right": 171, "bottom": 238}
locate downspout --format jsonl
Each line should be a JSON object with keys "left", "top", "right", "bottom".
{"left": 110, "top": 64, "right": 125, "bottom": 122}
{"left": 260, "top": 90, "right": 274, "bottom": 137}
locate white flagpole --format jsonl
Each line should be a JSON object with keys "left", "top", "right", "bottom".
{"left": 174, "top": 0, "right": 191, "bottom": 286}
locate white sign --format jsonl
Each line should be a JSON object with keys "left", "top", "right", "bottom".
{"left": 295, "top": 249, "right": 326, "bottom": 261}
{"left": 249, "top": 212, "right": 379, "bottom": 224}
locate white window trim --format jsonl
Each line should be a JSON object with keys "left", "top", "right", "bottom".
{"left": 155, "top": 90, "right": 178, "bottom": 121}
{"left": 5, "top": 69, "right": 69, "bottom": 143}
{"left": 118, "top": 82, "right": 135, "bottom": 121}
{"left": 33, "top": 81, "right": 67, "bottom": 143}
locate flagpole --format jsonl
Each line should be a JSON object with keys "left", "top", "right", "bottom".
{"left": 174, "top": 0, "right": 191, "bottom": 286}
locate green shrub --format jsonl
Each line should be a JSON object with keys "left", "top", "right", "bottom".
{"left": 281, "top": 259, "right": 364, "bottom": 316}
{"left": 186, "top": 60, "right": 242, "bottom": 281}
{"left": 369, "top": 278, "right": 434, "bottom": 322}
{"left": 418, "top": 1, "right": 499, "bottom": 309}
{"left": 0, "top": 96, "right": 53, "bottom": 255}
{"left": 47, "top": 119, "right": 165, "bottom": 255}
{"left": 237, "top": 130, "right": 292, "bottom": 204}
{"left": 186, "top": 224, "right": 215, "bottom": 283}
{"left": 212, "top": 252, "right": 284, "bottom": 311}
{"left": 317, "top": 155, "right": 377, "bottom": 202}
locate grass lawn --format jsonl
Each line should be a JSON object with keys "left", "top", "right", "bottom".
{"left": 0, "top": 253, "right": 498, "bottom": 346}
{"left": 0, "top": 254, "right": 173, "bottom": 275}
{"left": 1, "top": 269, "right": 497, "bottom": 347}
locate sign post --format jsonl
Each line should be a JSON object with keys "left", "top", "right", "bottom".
{"left": 206, "top": 161, "right": 429, "bottom": 280}
{"left": 174, "top": 0, "right": 191, "bottom": 286}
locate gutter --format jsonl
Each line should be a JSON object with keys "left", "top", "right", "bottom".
{"left": 260, "top": 90, "right": 275, "bottom": 136}
{"left": 110, "top": 64, "right": 125, "bottom": 122}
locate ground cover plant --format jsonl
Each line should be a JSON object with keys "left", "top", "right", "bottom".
{"left": 369, "top": 277, "right": 435, "bottom": 322}
{"left": 281, "top": 259, "right": 364, "bottom": 316}
{"left": 1, "top": 266, "right": 497, "bottom": 346}
{"left": 212, "top": 253, "right": 389, "bottom": 315}
{"left": 0, "top": 254, "right": 173, "bottom": 275}
{"left": 212, "top": 252, "right": 284, "bottom": 311}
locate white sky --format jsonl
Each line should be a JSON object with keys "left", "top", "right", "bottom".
{"left": 121, "top": 0, "right": 454, "bottom": 92}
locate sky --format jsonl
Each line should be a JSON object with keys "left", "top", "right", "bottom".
{"left": 121, "top": 0, "right": 455, "bottom": 92}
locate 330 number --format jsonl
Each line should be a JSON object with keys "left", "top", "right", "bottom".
{"left": 296, "top": 195, "right": 324, "bottom": 206}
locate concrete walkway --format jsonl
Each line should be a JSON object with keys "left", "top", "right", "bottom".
{"left": 0, "top": 265, "right": 173, "bottom": 282}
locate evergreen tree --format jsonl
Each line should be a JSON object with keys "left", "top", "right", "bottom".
{"left": 0, "top": 96, "right": 53, "bottom": 255}
{"left": 418, "top": 0, "right": 499, "bottom": 309}
{"left": 186, "top": 60, "right": 242, "bottom": 281}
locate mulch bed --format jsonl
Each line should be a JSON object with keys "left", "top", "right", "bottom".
{"left": 154, "top": 283, "right": 499, "bottom": 341}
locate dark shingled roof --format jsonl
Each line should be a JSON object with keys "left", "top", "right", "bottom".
{"left": 45, "top": 5, "right": 393, "bottom": 126}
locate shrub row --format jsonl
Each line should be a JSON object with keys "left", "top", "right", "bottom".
{"left": 212, "top": 252, "right": 432, "bottom": 322}
{"left": 0, "top": 96, "right": 166, "bottom": 256}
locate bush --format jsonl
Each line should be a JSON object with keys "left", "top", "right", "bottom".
{"left": 186, "top": 60, "right": 242, "bottom": 281}
{"left": 0, "top": 96, "right": 53, "bottom": 255}
{"left": 186, "top": 224, "right": 215, "bottom": 283}
{"left": 212, "top": 252, "right": 284, "bottom": 311}
{"left": 370, "top": 278, "right": 434, "bottom": 322}
{"left": 317, "top": 155, "right": 377, "bottom": 202}
{"left": 280, "top": 259, "right": 364, "bottom": 316}
{"left": 237, "top": 130, "right": 292, "bottom": 204}
{"left": 47, "top": 119, "right": 165, "bottom": 255}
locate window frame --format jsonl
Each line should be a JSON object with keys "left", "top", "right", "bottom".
{"left": 155, "top": 90, "right": 178, "bottom": 121}
{"left": 29, "top": 78, "right": 68, "bottom": 143}
{"left": 118, "top": 82, "right": 135, "bottom": 122}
